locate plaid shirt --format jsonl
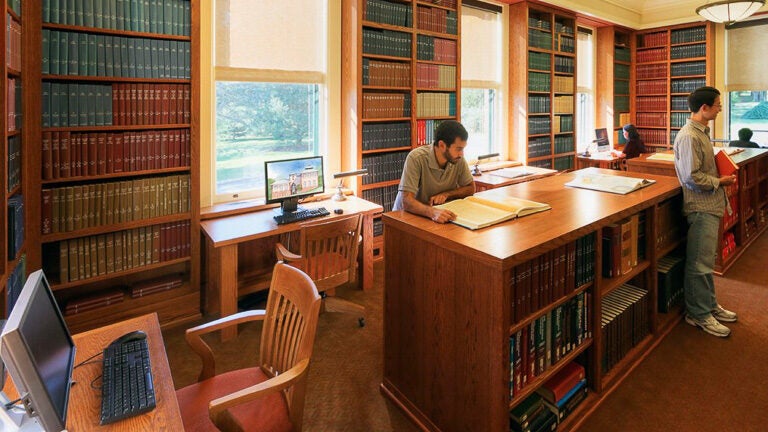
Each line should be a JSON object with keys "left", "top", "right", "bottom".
{"left": 673, "top": 119, "right": 727, "bottom": 217}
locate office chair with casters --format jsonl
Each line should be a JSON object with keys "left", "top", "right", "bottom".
{"left": 275, "top": 213, "right": 366, "bottom": 327}
{"left": 175, "top": 263, "right": 321, "bottom": 432}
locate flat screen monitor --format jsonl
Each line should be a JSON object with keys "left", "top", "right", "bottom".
{"left": 265, "top": 156, "right": 325, "bottom": 214}
{"left": 1, "top": 269, "right": 75, "bottom": 432}
{"left": 595, "top": 128, "right": 610, "bottom": 152}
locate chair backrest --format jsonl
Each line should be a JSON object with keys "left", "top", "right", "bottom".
{"left": 297, "top": 213, "right": 362, "bottom": 291}
{"left": 260, "top": 263, "right": 321, "bottom": 399}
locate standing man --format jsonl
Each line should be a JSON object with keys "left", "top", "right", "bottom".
{"left": 392, "top": 120, "right": 474, "bottom": 223}
{"left": 673, "top": 86, "right": 738, "bottom": 338}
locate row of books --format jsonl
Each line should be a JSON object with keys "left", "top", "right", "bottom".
{"left": 528, "top": 29, "right": 553, "bottom": 50}
{"left": 511, "top": 238, "right": 594, "bottom": 323}
{"left": 553, "top": 96, "right": 573, "bottom": 114}
{"left": 7, "top": 194, "right": 24, "bottom": 258}
{"left": 416, "top": 6, "right": 457, "bottom": 35}
{"left": 636, "top": 79, "right": 667, "bottom": 95}
{"left": 528, "top": 72, "right": 550, "bottom": 92}
{"left": 553, "top": 134, "right": 574, "bottom": 153}
{"left": 552, "top": 115, "right": 573, "bottom": 135}
{"left": 601, "top": 214, "right": 643, "bottom": 279}
{"left": 614, "top": 96, "right": 629, "bottom": 113}
{"left": 601, "top": 283, "right": 649, "bottom": 373}
{"left": 415, "top": 64, "right": 455, "bottom": 89}
{"left": 7, "top": 135, "right": 20, "bottom": 192}
{"left": 42, "top": 83, "right": 191, "bottom": 127}
{"left": 361, "top": 184, "right": 398, "bottom": 213}
{"left": 52, "top": 221, "right": 191, "bottom": 284}
{"left": 42, "top": 174, "right": 191, "bottom": 234}
{"left": 362, "top": 28, "right": 411, "bottom": 58}
{"left": 671, "top": 96, "right": 689, "bottom": 111}
{"left": 5, "top": 256, "right": 25, "bottom": 316}
{"left": 363, "top": 59, "right": 410, "bottom": 88}
{"left": 528, "top": 16, "right": 551, "bottom": 31}
{"left": 554, "top": 21, "right": 575, "bottom": 35}
{"left": 64, "top": 274, "right": 184, "bottom": 315}
{"left": 361, "top": 151, "right": 408, "bottom": 185}
{"left": 636, "top": 112, "right": 667, "bottom": 128}
{"left": 636, "top": 63, "right": 668, "bottom": 80}
{"left": 510, "top": 363, "right": 587, "bottom": 432}
{"left": 637, "top": 31, "right": 668, "bottom": 48}
{"left": 43, "top": 30, "right": 191, "bottom": 79}
{"left": 614, "top": 80, "right": 630, "bottom": 96}
{"left": 554, "top": 155, "right": 574, "bottom": 171}
{"left": 557, "top": 34, "right": 575, "bottom": 53}
{"left": 528, "top": 137, "right": 552, "bottom": 158}
{"left": 671, "top": 43, "right": 706, "bottom": 60}
{"left": 638, "top": 128, "right": 669, "bottom": 146}
{"left": 416, "top": 36, "right": 457, "bottom": 63}
{"left": 528, "top": 96, "right": 550, "bottom": 114}
{"left": 615, "top": 46, "right": 631, "bottom": 63}
{"left": 6, "top": 77, "right": 21, "bottom": 131}
{"left": 528, "top": 52, "right": 550, "bottom": 71}
{"left": 364, "top": 0, "right": 412, "bottom": 28}
{"left": 43, "top": 0, "right": 192, "bottom": 36}
{"left": 668, "top": 131, "right": 679, "bottom": 146}
{"left": 671, "top": 77, "right": 706, "bottom": 94}
{"left": 637, "top": 47, "right": 667, "bottom": 65}
{"left": 415, "top": 92, "right": 455, "bottom": 118}
{"left": 510, "top": 295, "right": 590, "bottom": 397}
{"left": 670, "top": 112, "right": 689, "bottom": 128}
{"left": 529, "top": 158, "right": 553, "bottom": 169}
{"left": 671, "top": 26, "right": 706, "bottom": 44}
{"left": 431, "top": 0, "right": 457, "bottom": 8}
{"left": 615, "top": 63, "right": 630, "bottom": 80}
{"left": 6, "top": 14, "right": 21, "bottom": 71}
{"left": 42, "top": 129, "right": 191, "bottom": 180}
{"left": 528, "top": 117, "right": 551, "bottom": 136}
{"left": 657, "top": 255, "right": 684, "bottom": 313}
{"left": 416, "top": 119, "right": 445, "bottom": 146}
{"left": 362, "top": 92, "right": 411, "bottom": 119}
{"left": 554, "top": 56, "right": 574, "bottom": 74}
{"left": 373, "top": 218, "right": 383, "bottom": 237}
{"left": 635, "top": 96, "right": 667, "bottom": 112}
{"left": 362, "top": 122, "right": 410, "bottom": 151}
{"left": 671, "top": 60, "right": 707, "bottom": 77}
{"left": 553, "top": 76, "right": 574, "bottom": 93}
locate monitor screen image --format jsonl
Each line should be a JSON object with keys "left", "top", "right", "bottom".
{"left": 1, "top": 269, "right": 76, "bottom": 432}
{"left": 595, "top": 128, "right": 610, "bottom": 152}
{"left": 265, "top": 156, "right": 325, "bottom": 205}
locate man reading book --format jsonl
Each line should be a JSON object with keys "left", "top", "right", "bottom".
{"left": 673, "top": 86, "right": 738, "bottom": 338}
{"left": 392, "top": 120, "right": 475, "bottom": 223}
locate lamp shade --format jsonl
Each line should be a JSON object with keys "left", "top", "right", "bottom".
{"left": 696, "top": 0, "right": 765, "bottom": 24}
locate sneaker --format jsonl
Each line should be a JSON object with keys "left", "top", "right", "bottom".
{"left": 712, "top": 304, "right": 737, "bottom": 323}
{"left": 685, "top": 314, "right": 731, "bottom": 338}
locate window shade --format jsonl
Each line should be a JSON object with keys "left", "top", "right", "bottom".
{"left": 461, "top": 6, "right": 501, "bottom": 84}
{"left": 576, "top": 30, "right": 593, "bottom": 92}
{"left": 727, "top": 22, "right": 768, "bottom": 91}
{"left": 215, "top": 0, "right": 326, "bottom": 73}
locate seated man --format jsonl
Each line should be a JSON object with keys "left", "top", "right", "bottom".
{"left": 392, "top": 120, "right": 475, "bottom": 223}
{"left": 729, "top": 127, "right": 760, "bottom": 148}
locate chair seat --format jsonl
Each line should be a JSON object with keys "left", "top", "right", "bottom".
{"left": 176, "top": 367, "right": 293, "bottom": 432}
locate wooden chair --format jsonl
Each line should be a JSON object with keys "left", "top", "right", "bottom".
{"left": 275, "top": 213, "right": 366, "bottom": 327}
{"left": 176, "top": 263, "right": 321, "bottom": 432}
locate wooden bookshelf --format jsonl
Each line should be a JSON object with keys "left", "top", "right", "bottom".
{"left": 596, "top": 26, "right": 633, "bottom": 151}
{"left": 632, "top": 22, "right": 713, "bottom": 151}
{"left": 342, "top": 0, "right": 461, "bottom": 256}
{"left": 509, "top": 2, "right": 577, "bottom": 171}
{"left": 22, "top": 0, "right": 201, "bottom": 330}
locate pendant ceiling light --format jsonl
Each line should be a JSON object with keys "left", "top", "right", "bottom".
{"left": 696, "top": 0, "right": 766, "bottom": 24}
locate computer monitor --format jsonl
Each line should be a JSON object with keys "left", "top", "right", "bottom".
{"left": 1, "top": 269, "right": 75, "bottom": 432}
{"left": 265, "top": 156, "right": 325, "bottom": 214}
{"left": 595, "top": 128, "right": 610, "bottom": 152}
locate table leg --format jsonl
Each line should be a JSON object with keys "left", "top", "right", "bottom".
{"left": 362, "top": 213, "right": 374, "bottom": 291}
{"left": 218, "top": 244, "right": 239, "bottom": 341}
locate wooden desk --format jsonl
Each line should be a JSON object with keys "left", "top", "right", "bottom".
{"left": 3, "top": 313, "right": 182, "bottom": 431}
{"left": 473, "top": 166, "right": 558, "bottom": 192}
{"left": 576, "top": 153, "right": 626, "bottom": 170}
{"left": 625, "top": 152, "right": 675, "bottom": 177}
{"left": 201, "top": 196, "right": 382, "bottom": 340}
{"left": 382, "top": 168, "right": 683, "bottom": 432}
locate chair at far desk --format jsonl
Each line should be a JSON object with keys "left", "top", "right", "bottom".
{"left": 0, "top": 313, "right": 184, "bottom": 431}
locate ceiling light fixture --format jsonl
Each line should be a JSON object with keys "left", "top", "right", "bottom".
{"left": 696, "top": 0, "right": 765, "bottom": 24}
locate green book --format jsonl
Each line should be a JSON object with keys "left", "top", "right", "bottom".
{"left": 149, "top": 0, "right": 158, "bottom": 33}
{"left": 130, "top": 0, "right": 139, "bottom": 31}
{"left": 96, "top": 35, "right": 106, "bottom": 76}
{"left": 88, "top": 34, "right": 97, "bottom": 76}
{"left": 163, "top": 0, "right": 172, "bottom": 34}
{"left": 78, "top": 33, "right": 89, "bottom": 76}
{"left": 67, "top": 0, "right": 76, "bottom": 25}
{"left": 50, "top": 31, "right": 60, "bottom": 75}
{"left": 94, "top": 85, "right": 104, "bottom": 126}
{"left": 116, "top": 0, "right": 125, "bottom": 30}
{"left": 42, "top": 82, "right": 52, "bottom": 128}
{"left": 113, "top": 36, "right": 122, "bottom": 77}
{"left": 183, "top": 0, "right": 190, "bottom": 35}
{"left": 105, "top": 85, "right": 113, "bottom": 125}
{"left": 93, "top": 0, "right": 102, "bottom": 28}
{"left": 87, "top": 85, "right": 97, "bottom": 125}
{"left": 169, "top": 40, "right": 178, "bottom": 78}
{"left": 78, "top": 84, "right": 88, "bottom": 126}
{"left": 59, "top": 31, "right": 69, "bottom": 76}
{"left": 107, "top": 0, "right": 117, "bottom": 29}
{"left": 105, "top": 36, "right": 114, "bottom": 77}
{"left": 75, "top": 0, "right": 84, "bottom": 26}
{"left": 68, "top": 31, "right": 79, "bottom": 75}
{"left": 42, "top": 30, "right": 51, "bottom": 75}
{"left": 68, "top": 84, "right": 78, "bottom": 127}
{"left": 135, "top": 37, "right": 145, "bottom": 78}
{"left": 143, "top": 39, "right": 152, "bottom": 78}
{"left": 128, "top": 38, "right": 137, "bottom": 78}
{"left": 150, "top": 39, "right": 159, "bottom": 79}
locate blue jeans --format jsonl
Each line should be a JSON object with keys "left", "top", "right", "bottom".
{"left": 684, "top": 212, "right": 720, "bottom": 319}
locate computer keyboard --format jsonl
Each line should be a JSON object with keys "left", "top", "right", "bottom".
{"left": 273, "top": 206, "right": 330, "bottom": 225}
{"left": 100, "top": 332, "right": 156, "bottom": 425}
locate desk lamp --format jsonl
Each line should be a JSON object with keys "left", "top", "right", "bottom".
{"left": 332, "top": 169, "right": 368, "bottom": 201}
{"left": 470, "top": 153, "right": 500, "bottom": 176}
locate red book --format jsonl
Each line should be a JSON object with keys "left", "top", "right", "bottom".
{"left": 715, "top": 150, "right": 738, "bottom": 177}
{"left": 537, "top": 362, "right": 586, "bottom": 404}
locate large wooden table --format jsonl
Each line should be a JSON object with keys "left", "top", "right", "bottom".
{"left": 382, "top": 168, "right": 683, "bottom": 432}
{"left": 3, "top": 313, "right": 183, "bottom": 431}
{"left": 201, "top": 195, "right": 382, "bottom": 340}
{"left": 473, "top": 165, "right": 558, "bottom": 192}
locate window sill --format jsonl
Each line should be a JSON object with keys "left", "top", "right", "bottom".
{"left": 200, "top": 189, "right": 354, "bottom": 220}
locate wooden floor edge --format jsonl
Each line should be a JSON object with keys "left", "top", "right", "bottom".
{"left": 379, "top": 379, "right": 440, "bottom": 432}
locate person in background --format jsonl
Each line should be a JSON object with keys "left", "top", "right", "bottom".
{"left": 620, "top": 124, "right": 646, "bottom": 159}
{"left": 392, "top": 120, "right": 474, "bottom": 224}
{"left": 673, "top": 86, "right": 738, "bottom": 338}
{"left": 728, "top": 127, "right": 760, "bottom": 148}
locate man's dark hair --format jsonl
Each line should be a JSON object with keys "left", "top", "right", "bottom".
{"left": 688, "top": 86, "right": 720, "bottom": 113}
{"left": 434, "top": 120, "right": 468, "bottom": 147}
{"left": 738, "top": 127, "right": 753, "bottom": 141}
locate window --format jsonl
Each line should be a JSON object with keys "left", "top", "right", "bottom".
{"left": 576, "top": 28, "right": 594, "bottom": 153}
{"left": 726, "top": 20, "right": 768, "bottom": 145}
{"left": 212, "top": 0, "right": 328, "bottom": 202}
{"left": 729, "top": 91, "right": 768, "bottom": 144}
{"left": 461, "top": 2, "right": 504, "bottom": 162}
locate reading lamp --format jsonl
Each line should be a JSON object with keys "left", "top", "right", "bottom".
{"left": 471, "top": 153, "right": 500, "bottom": 176}
{"left": 332, "top": 169, "right": 368, "bottom": 201}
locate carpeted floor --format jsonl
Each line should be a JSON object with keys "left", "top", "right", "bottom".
{"left": 163, "top": 232, "right": 768, "bottom": 431}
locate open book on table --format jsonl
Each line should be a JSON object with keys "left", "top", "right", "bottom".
{"left": 565, "top": 172, "right": 656, "bottom": 195}
{"left": 434, "top": 195, "right": 551, "bottom": 230}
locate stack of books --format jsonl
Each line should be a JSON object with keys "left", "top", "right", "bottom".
{"left": 509, "top": 393, "right": 557, "bottom": 432}
{"left": 535, "top": 362, "right": 588, "bottom": 424}
{"left": 65, "top": 289, "right": 124, "bottom": 315}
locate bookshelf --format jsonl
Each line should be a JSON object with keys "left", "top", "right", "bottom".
{"left": 596, "top": 26, "right": 632, "bottom": 150}
{"left": 2, "top": 0, "right": 25, "bottom": 316}
{"left": 509, "top": 2, "right": 576, "bottom": 171}
{"left": 633, "top": 22, "right": 713, "bottom": 151}
{"left": 342, "top": 0, "right": 460, "bottom": 259}
{"left": 22, "top": 0, "right": 200, "bottom": 333}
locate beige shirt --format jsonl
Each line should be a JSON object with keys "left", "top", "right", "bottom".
{"left": 392, "top": 144, "right": 473, "bottom": 210}
{"left": 673, "top": 119, "right": 727, "bottom": 217}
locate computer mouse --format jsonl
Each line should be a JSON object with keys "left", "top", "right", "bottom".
{"left": 334, "top": 208, "right": 344, "bottom": 215}
{"left": 111, "top": 330, "right": 147, "bottom": 346}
